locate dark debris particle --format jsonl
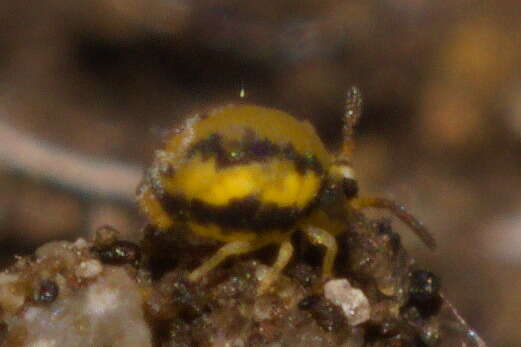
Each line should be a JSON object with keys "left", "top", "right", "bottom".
{"left": 370, "top": 319, "right": 402, "bottom": 339}
{"left": 171, "top": 279, "right": 211, "bottom": 323}
{"left": 298, "top": 294, "right": 321, "bottom": 310}
{"left": 94, "top": 240, "right": 141, "bottom": 265}
{"left": 36, "top": 279, "right": 59, "bottom": 303}
{"left": 405, "top": 270, "right": 443, "bottom": 319}
{"left": 375, "top": 219, "right": 402, "bottom": 253}
{"left": 366, "top": 321, "right": 421, "bottom": 347}
{"left": 342, "top": 177, "right": 359, "bottom": 198}
{"left": 93, "top": 225, "right": 120, "bottom": 247}
{"left": 414, "top": 295, "right": 443, "bottom": 319}
{"left": 140, "top": 225, "right": 188, "bottom": 280}
{"left": 171, "top": 279, "right": 197, "bottom": 307}
{"left": 288, "top": 262, "right": 317, "bottom": 288}
{"left": 379, "top": 319, "right": 402, "bottom": 337}
{"left": 410, "top": 270, "right": 441, "bottom": 303}
{"left": 298, "top": 295, "right": 347, "bottom": 332}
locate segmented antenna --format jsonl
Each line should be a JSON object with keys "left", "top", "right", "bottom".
{"left": 341, "top": 86, "right": 363, "bottom": 158}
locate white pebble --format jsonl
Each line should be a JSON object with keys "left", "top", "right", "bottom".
{"left": 324, "top": 279, "right": 371, "bottom": 326}
{"left": 75, "top": 259, "right": 103, "bottom": 279}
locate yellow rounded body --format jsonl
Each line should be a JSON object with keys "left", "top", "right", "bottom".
{"left": 138, "top": 104, "right": 332, "bottom": 243}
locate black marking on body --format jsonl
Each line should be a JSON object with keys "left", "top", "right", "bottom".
{"left": 154, "top": 190, "right": 322, "bottom": 233}
{"left": 186, "top": 132, "right": 323, "bottom": 174}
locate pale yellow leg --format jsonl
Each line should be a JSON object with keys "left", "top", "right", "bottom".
{"left": 188, "top": 240, "right": 263, "bottom": 282}
{"left": 304, "top": 226, "right": 338, "bottom": 279}
{"left": 257, "top": 240, "right": 294, "bottom": 295}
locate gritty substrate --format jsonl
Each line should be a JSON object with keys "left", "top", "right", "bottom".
{"left": 0, "top": 219, "right": 483, "bottom": 346}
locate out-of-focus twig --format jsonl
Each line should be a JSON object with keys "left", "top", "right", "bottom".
{"left": 0, "top": 118, "right": 141, "bottom": 202}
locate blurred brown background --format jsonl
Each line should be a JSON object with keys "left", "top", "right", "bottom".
{"left": 0, "top": 1, "right": 520, "bottom": 345}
